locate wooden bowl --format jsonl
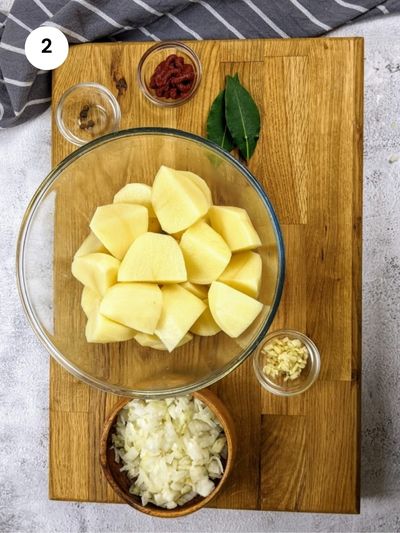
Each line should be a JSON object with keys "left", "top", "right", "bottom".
{"left": 100, "top": 389, "right": 236, "bottom": 517}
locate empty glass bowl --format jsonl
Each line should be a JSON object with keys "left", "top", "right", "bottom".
{"left": 16, "top": 128, "right": 284, "bottom": 397}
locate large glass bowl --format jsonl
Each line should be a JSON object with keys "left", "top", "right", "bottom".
{"left": 16, "top": 128, "right": 284, "bottom": 398}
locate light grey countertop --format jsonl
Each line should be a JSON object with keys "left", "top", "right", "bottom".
{"left": 1, "top": 10, "right": 399, "bottom": 533}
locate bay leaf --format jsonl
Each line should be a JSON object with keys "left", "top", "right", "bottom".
{"left": 206, "top": 89, "right": 235, "bottom": 152}
{"left": 225, "top": 74, "right": 260, "bottom": 161}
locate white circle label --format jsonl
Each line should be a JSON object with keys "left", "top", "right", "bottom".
{"left": 25, "top": 27, "right": 69, "bottom": 70}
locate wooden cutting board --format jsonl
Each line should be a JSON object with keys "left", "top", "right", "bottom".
{"left": 50, "top": 37, "right": 363, "bottom": 513}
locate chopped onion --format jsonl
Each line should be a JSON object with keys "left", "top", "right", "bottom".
{"left": 112, "top": 396, "right": 227, "bottom": 509}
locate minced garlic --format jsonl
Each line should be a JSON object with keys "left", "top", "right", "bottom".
{"left": 262, "top": 336, "right": 308, "bottom": 382}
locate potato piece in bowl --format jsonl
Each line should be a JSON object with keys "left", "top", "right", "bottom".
{"left": 152, "top": 166, "right": 210, "bottom": 234}
{"left": 81, "top": 286, "right": 101, "bottom": 318}
{"left": 100, "top": 282, "right": 162, "bottom": 334}
{"left": 190, "top": 301, "right": 221, "bottom": 336}
{"left": 118, "top": 233, "right": 187, "bottom": 283}
{"left": 181, "top": 170, "right": 212, "bottom": 206}
{"left": 134, "top": 332, "right": 193, "bottom": 351}
{"left": 209, "top": 281, "right": 263, "bottom": 338}
{"left": 74, "top": 232, "right": 108, "bottom": 258}
{"left": 71, "top": 253, "right": 120, "bottom": 296}
{"left": 209, "top": 206, "right": 261, "bottom": 252}
{"left": 114, "top": 183, "right": 154, "bottom": 214}
{"left": 90, "top": 204, "right": 148, "bottom": 260}
{"left": 86, "top": 308, "right": 136, "bottom": 343}
{"left": 155, "top": 284, "right": 206, "bottom": 352}
{"left": 219, "top": 251, "right": 262, "bottom": 298}
{"left": 180, "top": 281, "right": 209, "bottom": 300}
{"left": 180, "top": 221, "right": 231, "bottom": 285}
{"left": 113, "top": 183, "right": 161, "bottom": 232}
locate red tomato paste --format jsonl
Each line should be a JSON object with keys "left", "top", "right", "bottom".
{"left": 149, "top": 54, "right": 195, "bottom": 100}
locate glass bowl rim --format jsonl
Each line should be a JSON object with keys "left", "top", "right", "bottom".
{"left": 55, "top": 82, "right": 122, "bottom": 146}
{"left": 253, "top": 329, "right": 321, "bottom": 397}
{"left": 137, "top": 41, "right": 202, "bottom": 108}
{"left": 16, "top": 127, "right": 285, "bottom": 398}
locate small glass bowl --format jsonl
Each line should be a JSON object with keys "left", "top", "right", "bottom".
{"left": 253, "top": 329, "right": 320, "bottom": 397}
{"left": 56, "top": 82, "right": 121, "bottom": 146}
{"left": 137, "top": 41, "right": 202, "bottom": 107}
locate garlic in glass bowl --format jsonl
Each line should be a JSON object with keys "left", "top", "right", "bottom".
{"left": 253, "top": 329, "right": 320, "bottom": 397}
{"left": 262, "top": 336, "right": 308, "bottom": 382}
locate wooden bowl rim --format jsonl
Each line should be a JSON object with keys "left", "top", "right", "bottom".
{"left": 99, "top": 389, "right": 236, "bottom": 518}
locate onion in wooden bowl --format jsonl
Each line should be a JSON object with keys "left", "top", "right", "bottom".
{"left": 100, "top": 388, "right": 236, "bottom": 517}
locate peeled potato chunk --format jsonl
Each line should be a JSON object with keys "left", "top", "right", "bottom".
{"left": 114, "top": 183, "right": 154, "bottom": 214}
{"left": 135, "top": 332, "right": 193, "bottom": 351}
{"left": 152, "top": 166, "right": 210, "bottom": 234}
{"left": 81, "top": 286, "right": 101, "bottom": 318}
{"left": 190, "top": 301, "right": 221, "bottom": 336}
{"left": 180, "top": 221, "right": 231, "bottom": 284}
{"left": 90, "top": 203, "right": 148, "bottom": 260}
{"left": 86, "top": 308, "right": 136, "bottom": 343}
{"left": 209, "top": 206, "right": 261, "bottom": 252}
{"left": 100, "top": 282, "right": 162, "bottom": 334}
{"left": 118, "top": 232, "right": 187, "bottom": 283}
{"left": 153, "top": 167, "right": 212, "bottom": 207}
{"left": 180, "top": 281, "right": 209, "bottom": 300}
{"left": 219, "top": 251, "right": 262, "bottom": 298}
{"left": 171, "top": 215, "right": 208, "bottom": 241}
{"left": 155, "top": 284, "right": 206, "bottom": 352}
{"left": 74, "top": 232, "right": 107, "bottom": 258}
{"left": 71, "top": 253, "right": 120, "bottom": 296}
{"left": 114, "top": 183, "right": 161, "bottom": 232}
{"left": 181, "top": 170, "right": 212, "bottom": 206}
{"left": 208, "top": 281, "right": 263, "bottom": 338}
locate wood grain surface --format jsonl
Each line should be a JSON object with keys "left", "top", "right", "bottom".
{"left": 50, "top": 38, "right": 363, "bottom": 513}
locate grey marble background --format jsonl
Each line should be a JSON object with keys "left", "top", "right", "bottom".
{"left": 1, "top": 4, "right": 400, "bottom": 532}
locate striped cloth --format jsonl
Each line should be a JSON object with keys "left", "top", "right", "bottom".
{"left": 0, "top": 0, "right": 399, "bottom": 128}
